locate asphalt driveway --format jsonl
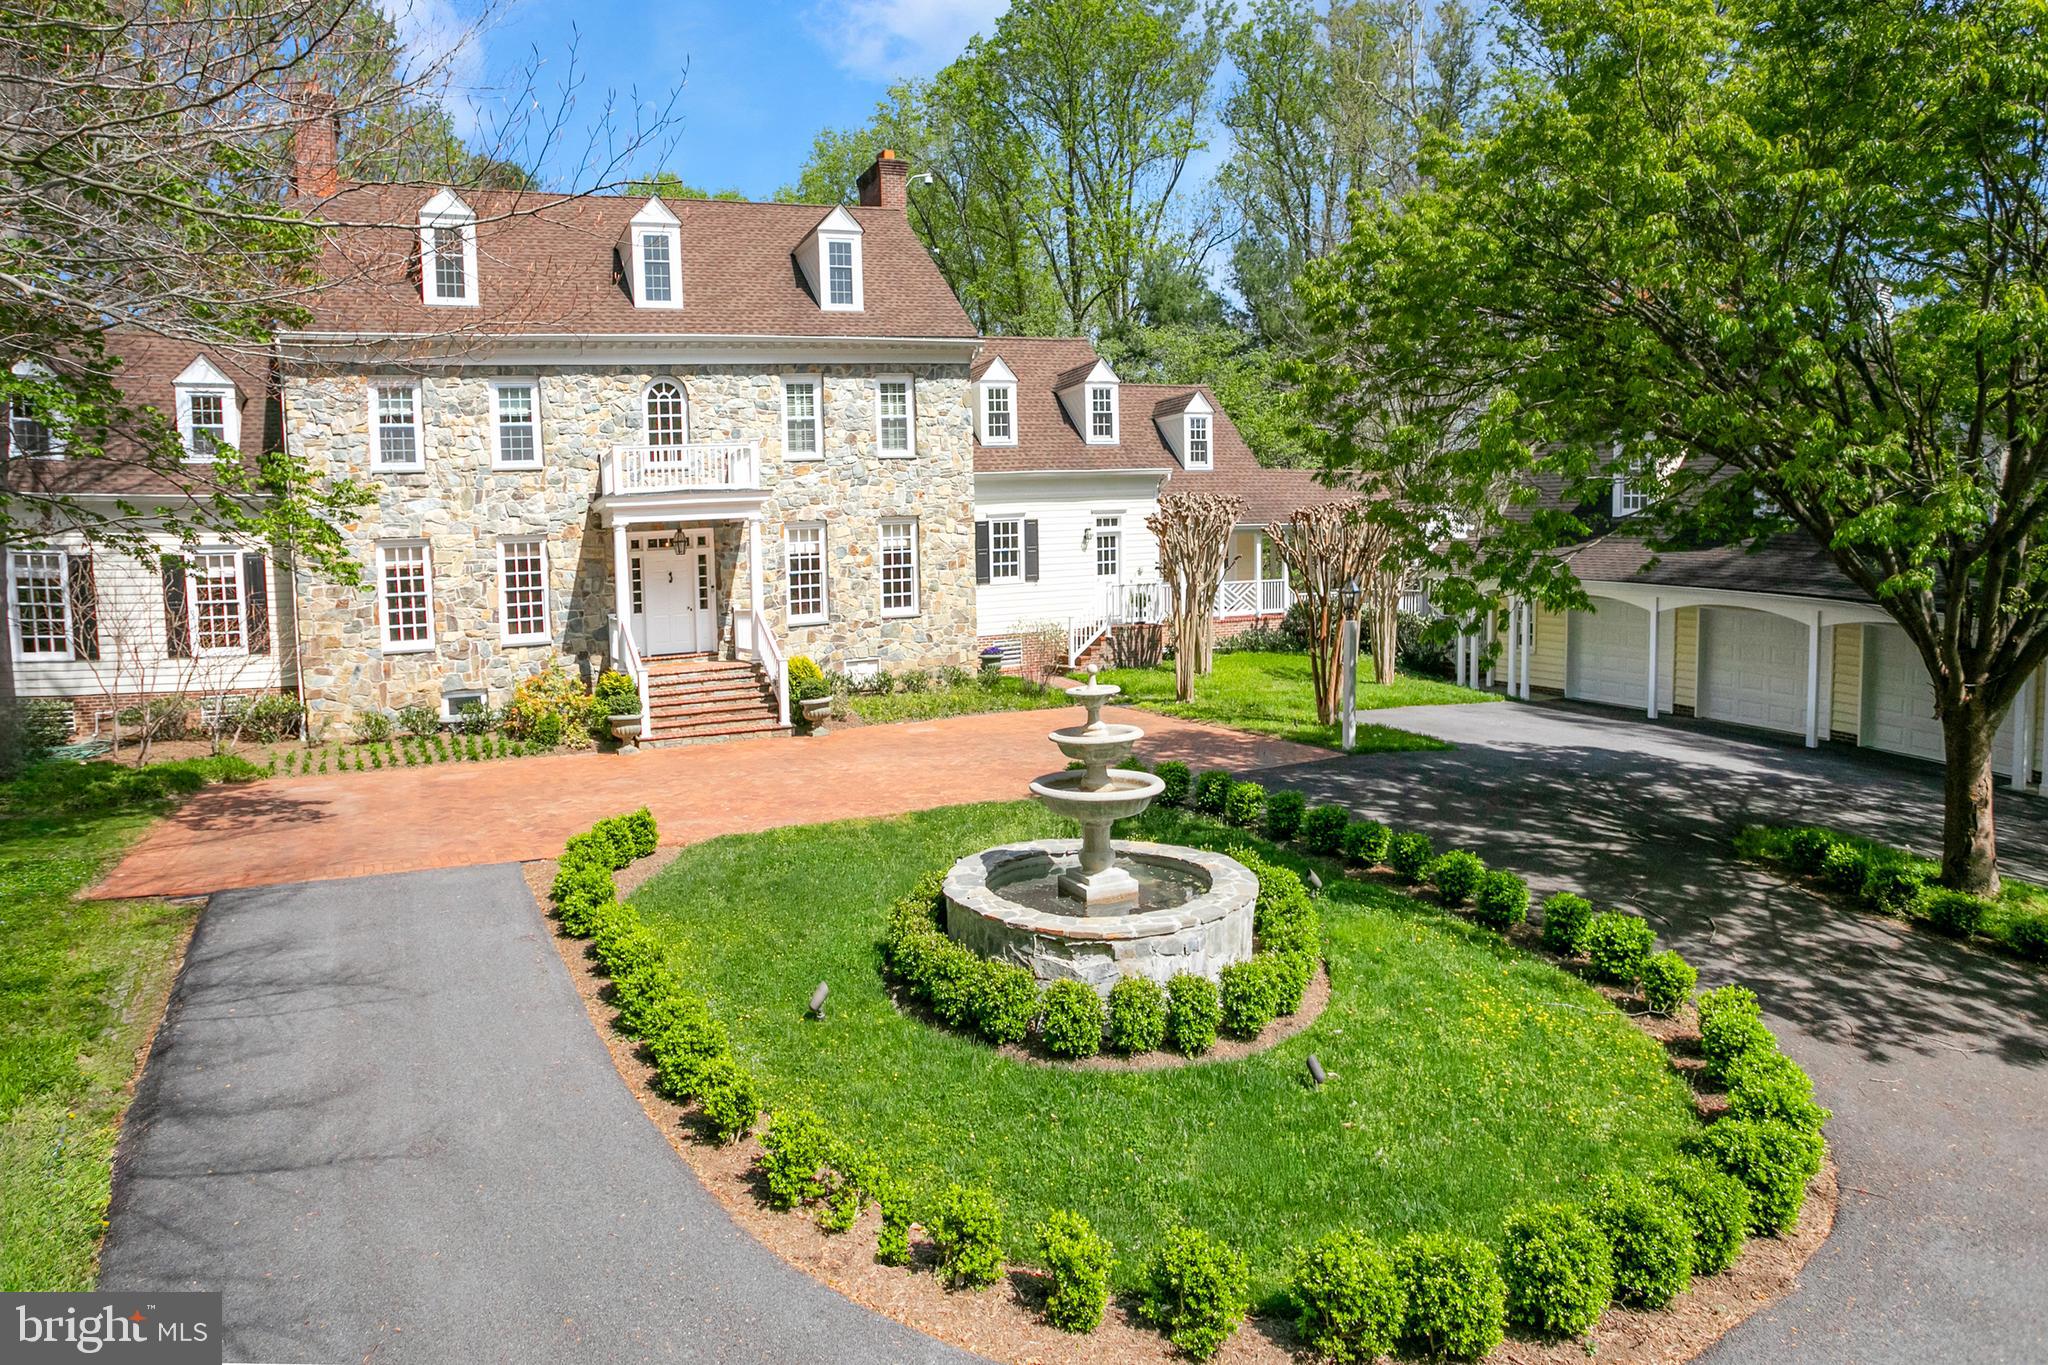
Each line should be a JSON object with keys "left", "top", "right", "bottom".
{"left": 98, "top": 863, "right": 974, "bottom": 1365}
{"left": 1261, "top": 699, "right": 2048, "bottom": 1365}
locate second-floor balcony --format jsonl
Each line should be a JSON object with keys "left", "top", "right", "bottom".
{"left": 601, "top": 441, "right": 761, "bottom": 497}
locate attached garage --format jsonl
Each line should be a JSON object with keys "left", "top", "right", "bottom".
{"left": 1861, "top": 624, "right": 2017, "bottom": 775}
{"left": 1566, "top": 601, "right": 1648, "bottom": 708}
{"left": 1696, "top": 608, "right": 1810, "bottom": 736}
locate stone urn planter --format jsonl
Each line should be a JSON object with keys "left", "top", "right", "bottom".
{"left": 608, "top": 713, "right": 644, "bottom": 750}
{"left": 798, "top": 696, "right": 833, "bottom": 731}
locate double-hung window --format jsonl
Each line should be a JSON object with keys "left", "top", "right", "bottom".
{"left": 785, "top": 524, "right": 826, "bottom": 625}
{"left": 987, "top": 518, "right": 1022, "bottom": 582}
{"left": 187, "top": 550, "right": 246, "bottom": 654}
{"left": 640, "top": 231, "right": 673, "bottom": 304}
{"left": 877, "top": 378, "right": 913, "bottom": 456}
{"left": 880, "top": 520, "right": 918, "bottom": 616}
{"left": 431, "top": 226, "right": 467, "bottom": 302}
{"left": 491, "top": 382, "right": 541, "bottom": 469}
{"left": 10, "top": 550, "right": 70, "bottom": 657}
{"left": 782, "top": 378, "right": 820, "bottom": 457}
{"left": 983, "top": 383, "right": 1013, "bottom": 443}
{"left": 1088, "top": 385, "right": 1118, "bottom": 441}
{"left": 378, "top": 542, "right": 434, "bottom": 652}
{"left": 8, "top": 402, "right": 56, "bottom": 458}
{"left": 1186, "top": 414, "right": 1210, "bottom": 468}
{"left": 1094, "top": 514, "right": 1121, "bottom": 578}
{"left": 827, "top": 239, "right": 855, "bottom": 307}
{"left": 499, "top": 538, "right": 549, "bottom": 644}
{"left": 1613, "top": 471, "right": 1650, "bottom": 517}
{"left": 182, "top": 391, "right": 228, "bottom": 462}
{"left": 419, "top": 190, "right": 478, "bottom": 307}
{"left": 370, "top": 382, "right": 424, "bottom": 472}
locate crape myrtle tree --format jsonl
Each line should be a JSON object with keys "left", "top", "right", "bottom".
{"left": 1296, "top": 0, "right": 2048, "bottom": 894}
{"left": 1149, "top": 493, "right": 1240, "bottom": 701}
{"left": 1268, "top": 500, "right": 1402, "bottom": 721}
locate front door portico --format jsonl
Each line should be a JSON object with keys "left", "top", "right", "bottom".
{"left": 632, "top": 531, "right": 716, "bottom": 655}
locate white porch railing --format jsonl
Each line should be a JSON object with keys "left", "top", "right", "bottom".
{"left": 608, "top": 612, "right": 651, "bottom": 735}
{"left": 1259, "top": 578, "right": 1292, "bottom": 614}
{"left": 1070, "top": 582, "right": 1170, "bottom": 665}
{"left": 1216, "top": 578, "right": 1291, "bottom": 618}
{"left": 735, "top": 607, "right": 789, "bottom": 727}
{"left": 603, "top": 440, "right": 760, "bottom": 496}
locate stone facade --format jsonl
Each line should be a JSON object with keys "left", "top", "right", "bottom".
{"left": 281, "top": 359, "right": 978, "bottom": 734}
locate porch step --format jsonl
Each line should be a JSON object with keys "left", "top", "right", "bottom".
{"left": 636, "top": 654, "right": 785, "bottom": 747}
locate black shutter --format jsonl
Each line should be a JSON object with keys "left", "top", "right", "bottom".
{"left": 974, "top": 521, "right": 991, "bottom": 585}
{"left": 1023, "top": 519, "right": 1040, "bottom": 583}
{"left": 243, "top": 552, "right": 270, "bottom": 655}
{"left": 68, "top": 554, "right": 98, "bottom": 661}
{"left": 161, "top": 553, "right": 191, "bottom": 658}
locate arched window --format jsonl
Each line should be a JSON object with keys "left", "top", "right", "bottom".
{"left": 644, "top": 380, "right": 689, "bottom": 448}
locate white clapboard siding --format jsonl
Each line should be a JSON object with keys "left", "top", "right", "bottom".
{"left": 972, "top": 474, "right": 1164, "bottom": 639}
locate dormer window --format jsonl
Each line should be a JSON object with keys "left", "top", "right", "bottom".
{"left": 7, "top": 361, "right": 63, "bottom": 459}
{"left": 975, "top": 355, "right": 1018, "bottom": 446}
{"left": 1186, "top": 413, "right": 1210, "bottom": 468}
{"left": 173, "top": 356, "right": 240, "bottom": 464}
{"left": 798, "top": 207, "right": 864, "bottom": 313}
{"left": 1090, "top": 386, "right": 1116, "bottom": 440}
{"left": 626, "top": 198, "right": 682, "bottom": 309}
{"left": 419, "top": 189, "right": 478, "bottom": 307}
{"left": 1155, "top": 390, "right": 1213, "bottom": 467}
{"left": 1054, "top": 357, "right": 1120, "bottom": 445}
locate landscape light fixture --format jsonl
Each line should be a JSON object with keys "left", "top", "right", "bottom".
{"left": 1307, "top": 869, "right": 1323, "bottom": 894}
{"left": 1306, "top": 1054, "right": 1327, "bottom": 1087}
{"left": 809, "top": 982, "right": 829, "bottom": 1019}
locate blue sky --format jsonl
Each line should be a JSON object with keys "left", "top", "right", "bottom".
{"left": 407, "top": 0, "right": 1011, "bottom": 197}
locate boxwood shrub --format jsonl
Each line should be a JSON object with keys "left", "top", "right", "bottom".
{"left": 1038, "top": 1209, "right": 1113, "bottom": 1333}
{"left": 1639, "top": 950, "right": 1698, "bottom": 1014}
{"left": 1540, "top": 891, "right": 1594, "bottom": 955}
{"left": 1583, "top": 912, "right": 1656, "bottom": 985}
{"left": 1921, "top": 887, "right": 1991, "bottom": 937}
{"left": 1697, "top": 985, "right": 1777, "bottom": 1083}
{"left": 971, "top": 960, "right": 1040, "bottom": 1046}
{"left": 647, "top": 997, "right": 731, "bottom": 1103}
{"left": 1039, "top": 979, "right": 1105, "bottom": 1059}
{"left": 696, "top": 1056, "right": 760, "bottom": 1143}
{"left": 1472, "top": 870, "right": 1530, "bottom": 930}
{"left": 1340, "top": 819, "right": 1392, "bottom": 868}
{"left": 924, "top": 939, "right": 984, "bottom": 1030}
{"left": 2010, "top": 911, "right": 2048, "bottom": 962}
{"left": 1218, "top": 957, "right": 1281, "bottom": 1039}
{"left": 1386, "top": 831, "right": 1436, "bottom": 883}
{"left": 757, "top": 1107, "right": 839, "bottom": 1212}
{"left": 1429, "top": 851, "right": 1487, "bottom": 905}
{"left": 1392, "top": 1232, "right": 1506, "bottom": 1362}
{"left": 1223, "top": 779, "right": 1267, "bottom": 829}
{"left": 1300, "top": 804, "right": 1350, "bottom": 856}
{"left": 1155, "top": 760, "right": 1192, "bottom": 807}
{"left": 1690, "top": 1117, "right": 1826, "bottom": 1233}
{"left": 1859, "top": 860, "right": 1926, "bottom": 914}
{"left": 1166, "top": 973, "right": 1222, "bottom": 1056}
{"left": 875, "top": 1184, "right": 913, "bottom": 1266}
{"left": 1595, "top": 1178, "right": 1694, "bottom": 1308}
{"left": 1500, "top": 1203, "right": 1612, "bottom": 1339}
{"left": 1269, "top": 949, "right": 1315, "bottom": 1014}
{"left": 1139, "top": 1226, "right": 1250, "bottom": 1360}
{"left": 1264, "top": 789, "right": 1308, "bottom": 841}
{"left": 1105, "top": 976, "right": 1168, "bottom": 1054}
{"left": 1290, "top": 1229, "right": 1404, "bottom": 1364}
{"left": 930, "top": 1184, "right": 1006, "bottom": 1289}
{"left": 611, "top": 960, "right": 686, "bottom": 1037}
{"left": 1783, "top": 826, "right": 1841, "bottom": 875}
{"left": 1654, "top": 1160, "right": 1752, "bottom": 1277}
{"left": 1723, "top": 1049, "right": 1830, "bottom": 1133}
{"left": 1818, "top": 841, "right": 1872, "bottom": 895}
{"left": 1192, "top": 769, "right": 1233, "bottom": 815}
{"left": 592, "top": 914, "right": 665, "bottom": 981}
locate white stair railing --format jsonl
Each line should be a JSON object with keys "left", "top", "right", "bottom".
{"left": 609, "top": 612, "right": 650, "bottom": 736}
{"left": 737, "top": 606, "right": 789, "bottom": 727}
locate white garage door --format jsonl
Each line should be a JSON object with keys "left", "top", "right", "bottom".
{"left": 1861, "top": 624, "right": 2015, "bottom": 774}
{"left": 1696, "top": 608, "right": 1810, "bottom": 735}
{"left": 1566, "top": 602, "right": 1648, "bottom": 708}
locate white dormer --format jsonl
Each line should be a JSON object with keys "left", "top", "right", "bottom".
{"left": 419, "top": 188, "right": 478, "bottom": 307}
{"left": 1157, "top": 391, "right": 1214, "bottom": 469}
{"left": 976, "top": 355, "right": 1017, "bottom": 446}
{"left": 173, "top": 356, "right": 240, "bottom": 463}
{"left": 1055, "top": 358, "right": 1120, "bottom": 445}
{"left": 625, "top": 198, "right": 682, "bottom": 309}
{"left": 795, "top": 206, "right": 864, "bottom": 312}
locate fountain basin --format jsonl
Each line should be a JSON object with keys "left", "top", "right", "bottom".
{"left": 1027, "top": 768, "right": 1164, "bottom": 824}
{"left": 1049, "top": 723, "right": 1144, "bottom": 769}
{"left": 942, "top": 839, "right": 1257, "bottom": 994}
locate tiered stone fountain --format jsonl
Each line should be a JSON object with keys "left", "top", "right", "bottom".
{"left": 942, "top": 673, "right": 1256, "bottom": 993}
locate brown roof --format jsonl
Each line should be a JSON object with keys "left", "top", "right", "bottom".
{"left": 1562, "top": 532, "right": 1869, "bottom": 602}
{"left": 4, "top": 333, "right": 276, "bottom": 497}
{"left": 1151, "top": 391, "right": 1199, "bottom": 418}
{"left": 1053, "top": 359, "right": 1103, "bottom": 391}
{"left": 295, "top": 183, "right": 977, "bottom": 340}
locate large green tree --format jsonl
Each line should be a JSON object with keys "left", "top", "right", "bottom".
{"left": 1296, "top": 0, "right": 2048, "bottom": 893}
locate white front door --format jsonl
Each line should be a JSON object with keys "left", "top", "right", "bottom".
{"left": 633, "top": 532, "right": 716, "bottom": 655}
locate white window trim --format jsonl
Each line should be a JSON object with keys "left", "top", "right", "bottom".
{"left": 497, "top": 537, "right": 552, "bottom": 646}
{"left": 875, "top": 374, "right": 915, "bottom": 459}
{"left": 440, "top": 690, "right": 487, "bottom": 723}
{"left": 780, "top": 375, "right": 822, "bottom": 460}
{"left": 1612, "top": 471, "right": 1650, "bottom": 518}
{"left": 820, "top": 232, "right": 864, "bottom": 312}
{"left": 642, "top": 377, "right": 691, "bottom": 447}
{"left": 419, "top": 190, "right": 479, "bottom": 308}
{"left": 1093, "top": 513, "right": 1122, "bottom": 579}
{"left": 8, "top": 548, "right": 73, "bottom": 662}
{"left": 784, "top": 523, "right": 828, "bottom": 626}
{"left": 1086, "top": 383, "right": 1120, "bottom": 445}
{"left": 185, "top": 547, "right": 250, "bottom": 658}
{"left": 367, "top": 379, "right": 427, "bottom": 473}
{"left": 376, "top": 540, "right": 436, "bottom": 654}
{"left": 880, "top": 519, "right": 919, "bottom": 618}
{"left": 1184, "top": 412, "right": 1212, "bottom": 469}
{"left": 173, "top": 358, "right": 240, "bottom": 465}
{"left": 979, "top": 380, "right": 1016, "bottom": 446}
{"left": 986, "top": 516, "right": 1023, "bottom": 583}
{"left": 9, "top": 361, "right": 65, "bottom": 459}
{"left": 635, "top": 226, "right": 682, "bottom": 309}
{"left": 488, "top": 378, "right": 544, "bottom": 471}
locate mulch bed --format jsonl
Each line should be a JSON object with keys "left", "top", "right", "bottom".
{"left": 523, "top": 856, "right": 1837, "bottom": 1365}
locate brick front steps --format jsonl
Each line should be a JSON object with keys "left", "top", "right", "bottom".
{"left": 642, "top": 655, "right": 790, "bottom": 745}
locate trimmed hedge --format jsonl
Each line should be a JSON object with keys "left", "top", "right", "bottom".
{"left": 1696, "top": 985, "right": 1775, "bottom": 1084}
{"left": 1392, "top": 1233, "right": 1506, "bottom": 1362}
{"left": 1595, "top": 1179, "right": 1694, "bottom": 1309}
{"left": 697, "top": 1057, "right": 761, "bottom": 1143}
{"left": 1166, "top": 973, "right": 1222, "bottom": 1056}
{"left": 1690, "top": 1117, "right": 1826, "bottom": 1234}
{"left": 1040, "top": 979, "right": 1106, "bottom": 1059}
{"left": 1429, "top": 850, "right": 1487, "bottom": 906}
{"left": 1264, "top": 789, "right": 1308, "bottom": 841}
{"left": 1655, "top": 1160, "right": 1752, "bottom": 1277}
{"left": 1105, "top": 975, "right": 1168, "bottom": 1055}
{"left": 1219, "top": 957, "right": 1281, "bottom": 1039}
{"left": 1541, "top": 891, "right": 1595, "bottom": 955}
{"left": 930, "top": 1184, "right": 1006, "bottom": 1289}
{"left": 1584, "top": 912, "right": 1656, "bottom": 985}
{"left": 1386, "top": 831, "right": 1436, "bottom": 883}
{"left": 1139, "top": 1226, "right": 1250, "bottom": 1360}
{"left": 1224, "top": 779, "right": 1267, "bottom": 829}
{"left": 1290, "top": 1230, "right": 1404, "bottom": 1364}
{"left": 1300, "top": 804, "right": 1350, "bottom": 856}
{"left": 1723, "top": 1049, "right": 1831, "bottom": 1134}
{"left": 1340, "top": 819, "right": 1391, "bottom": 868}
{"left": 1500, "top": 1203, "right": 1612, "bottom": 1339}
{"left": 1922, "top": 888, "right": 1991, "bottom": 937}
{"left": 1156, "top": 760, "right": 1192, "bottom": 806}
{"left": 1472, "top": 870, "right": 1530, "bottom": 930}
{"left": 1191, "top": 769, "right": 1233, "bottom": 815}
{"left": 1038, "top": 1209, "right": 1114, "bottom": 1332}
{"left": 1640, "top": 950, "right": 1698, "bottom": 1014}
{"left": 971, "top": 960, "right": 1040, "bottom": 1046}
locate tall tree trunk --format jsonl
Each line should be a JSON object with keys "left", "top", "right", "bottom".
{"left": 1940, "top": 700, "right": 2001, "bottom": 895}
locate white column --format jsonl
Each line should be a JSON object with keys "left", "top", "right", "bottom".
{"left": 1252, "top": 535, "right": 1264, "bottom": 616}
{"left": 1803, "top": 608, "right": 1823, "bottom": 748}
{"left": 1455, "top": 631, "right": 1467, "bottom": 687}
{"left": 611, "top": 522, "right": 631, "bottom": 651}
{"left": 1483, "top": 613, "right": 1495, "bottom": 689}
{"left": 747, "top": 517, "right": 764, "bottom": 635}
{"left": 2012, "top": 669, "right": 2035, "bottom": 792}
{"left": 1519, "top": 601, "right": 1533, "bottom": 699}
{"left": 1505, "top": 602, "right": 1520, "bottom": 699}
{"left": 1646, "top": 597, "right": 1661, "bottom": 719}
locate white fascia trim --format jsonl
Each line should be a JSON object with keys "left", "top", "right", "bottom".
{"left": 487, "top": 377, "right": 544, "bottom": 471}
{"left": 1575, "top": 580, "right": 1893, "bottom": 625}
{"left": 275, "top": 333, "right": 980, "bottom": 369}
{"left": 975, "top": 468, "right": 1168, "bottom": 486}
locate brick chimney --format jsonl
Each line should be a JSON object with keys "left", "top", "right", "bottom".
{"left": 856, "top": 149, "right": 908, "bottom": 210}
{"left": 290, "top": 84, "right": 341, "bottom": 198}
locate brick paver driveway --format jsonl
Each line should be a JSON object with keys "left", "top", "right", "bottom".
{"left": 94, "top": 707, "right": 1330, "bottom": 898}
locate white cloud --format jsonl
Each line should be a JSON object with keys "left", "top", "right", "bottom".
{"left": 379, "top": 0, "right": 488, "bottom": 137}
{"left": 809, "top": 0, "right": 1009, "bottom": 79}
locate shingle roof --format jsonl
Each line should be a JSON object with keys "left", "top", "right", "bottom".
{"left": 1151, "top": 390, "right": 1200, "bottom": 418}
{"left": 293, "top": 184, "right": 978, "bottom": 340}
{"left": 1562, "top": 532, "right": 1870, "bottom": 602}
{"left": 1053, "top": 359, "right": 1103, "bottom": 391}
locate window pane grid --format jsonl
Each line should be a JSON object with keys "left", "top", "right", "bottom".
{"left": 985, "top": 385, "right": 1011, "bottom": 439}
{"left": 496, "top": 385, "right": 537, "bottom": 465}
{"left": 381, "top": 544, "right": 432, "bottom": 647}
{"left": 1091, "top": 386, "right": 1114, "bottom": 438}
{"left": 189, "top": 551, "right": 245, "bottom": 652}
{"left": 645, "top": 381, "right": 688, "bottom": 447}
{"left": 879, "top": 380, "right": 910, "bottom": 452}
{"left": 12, "top": 551, "right": 67, "bottom": 655}
{"left": 432, "top": 226, "right": 466, "bottom": 299}
{"left": 1095, "top": 515, "right": 1120, "bottom": 578}
{"left": 375, "top": 386, "right": 418, "bottom": 466}
{"left": 882, "top": 520, "right": 917, "bottom": 614}
{"left": 1187, "top": 414, "right": 1209, "bottom": 465}
{"left": 989, "top": 519, "right": 1021, "bottom": 580}
{"left": 827, "top": 239, "right": 854, "bottom": 305}
{"left": 641, "top": 232, "right": 672, "bottom": 303}
{"left": 501, "top": 539, "right": 548, "bottom": 640}
{"left": 186, "top": 392, "right": 225, "bottom": 459}
{"left": 784, "top": 381, "right": 818, "bottom": 454}
{"left": 10, "top": 405, "right": 53, "bottom": 457}
{"left": 786, "top": 525, "right": 825, "bottom": 622}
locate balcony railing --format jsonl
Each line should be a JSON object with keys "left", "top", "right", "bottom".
{"left": 602, "top": 441, "right": 760, "bottom": 496}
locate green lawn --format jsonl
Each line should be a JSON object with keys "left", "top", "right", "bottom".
{"left": 0, "top": 759, "right": 250, "bottom": 1290}
{"left": 1079, "top": 651, "right": 1497, "bottom": 752}
{"left": 631, "top": 801, "right": 1698, "bottom": 1304}
{"left": 842, "top": 675, "right": 1073, "bottom": 725}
